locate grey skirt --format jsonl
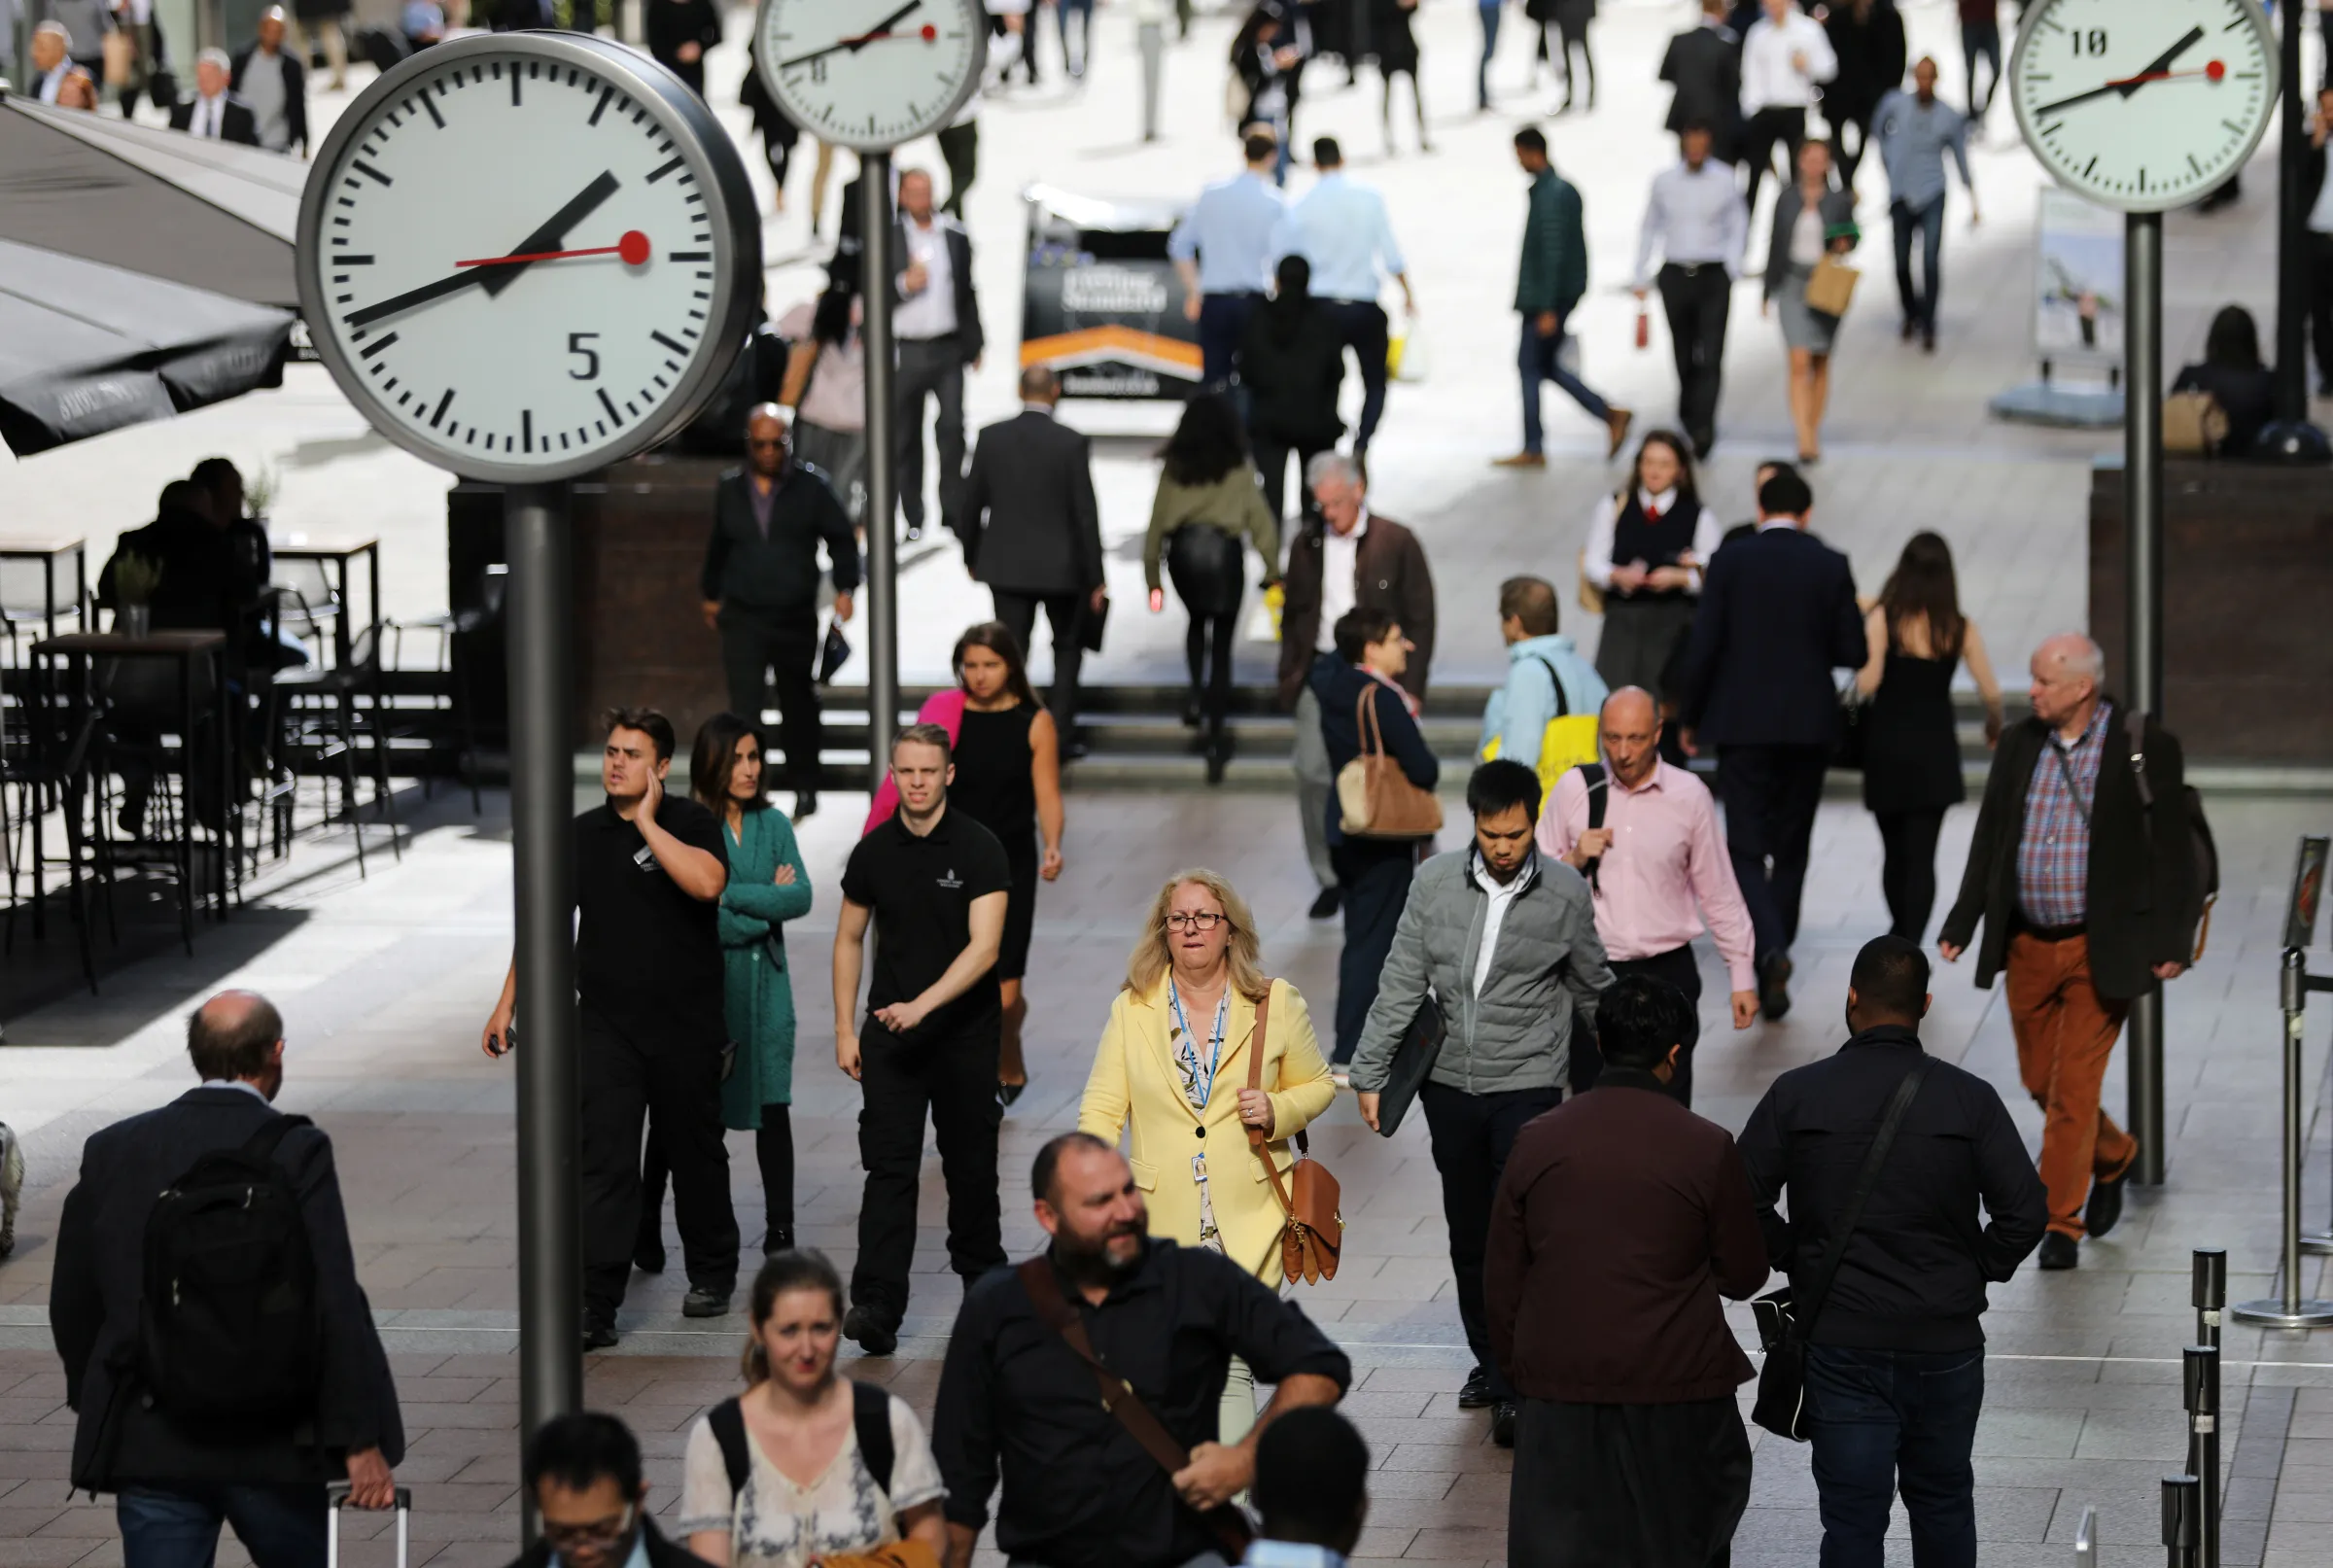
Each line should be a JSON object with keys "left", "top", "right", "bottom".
{"left": 1776, "top": 263, "right": 1840, "bottom": 355}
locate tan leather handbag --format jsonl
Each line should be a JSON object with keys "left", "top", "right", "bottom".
{"left": 2163, "top": 390, "right": 2229, "bottom": 454}
{"left": 1804, "top": 256, "right": 1861, "bottom": 318}
{"left": 1247, "top": 986, "right": 1343, "bottom": 1283}
{"left": 1335, "top": 686, "right": 1442, "bottom": 839}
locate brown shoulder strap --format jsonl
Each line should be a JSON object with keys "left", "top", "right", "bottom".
{"left": 1243, "top": 984, "right": 1306, "bottom": 1213}
{"left": 1354, "top": 686, "right": 1382, "bottom": 761}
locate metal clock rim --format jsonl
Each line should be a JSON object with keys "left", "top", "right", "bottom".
{"left": 296, "top": 31, "right": 761, "bottom": 485}
{"left": 751, "top": 0, "right": 989, "bottom": 155}
{"left": 2008, "top": 0, "right": 2281, "bottom": 216}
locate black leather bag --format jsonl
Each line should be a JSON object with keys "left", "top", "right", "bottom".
{"left": 1750, "top": 1056, "right": 1933, "bottom": 1441}
{"left": 1370, "top": 993, "right": 1445, "bottom": 1137}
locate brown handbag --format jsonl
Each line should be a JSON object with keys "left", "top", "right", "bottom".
{"left": 1334, "top": 686, "right": 1443, "bottom": 839}
{"left": 1246, "top": 987, "right": 1343, "bottom": 1284}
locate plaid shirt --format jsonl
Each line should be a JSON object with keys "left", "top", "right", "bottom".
{"left": 2016, "top": 704, "right": 2109, "bottom": 927}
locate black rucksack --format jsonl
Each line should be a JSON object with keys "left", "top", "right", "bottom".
{"left": 138, "top": 1116, "right": 323, "bottom": 1431}
{"left": 708, "top": 1381, "right": 894, "bottom": 1501}
{"left": 2124, "top": 710, "right": 2220, "bottom": 961}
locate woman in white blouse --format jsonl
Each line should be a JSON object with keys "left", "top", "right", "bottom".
{"left": 1579, "top": 431, "right": 1721, "bottom": 698}
{"left": 680, "top": 1251, "right": 948, "bottom": 1568}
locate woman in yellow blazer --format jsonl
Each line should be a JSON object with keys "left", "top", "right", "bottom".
{"left": 1079, "top": 865, "right": 1337, "bottom": 1445}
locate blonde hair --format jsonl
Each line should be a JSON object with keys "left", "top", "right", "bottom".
{"left": 1126, "top": 868, "right": 1271, "bottom": 1003}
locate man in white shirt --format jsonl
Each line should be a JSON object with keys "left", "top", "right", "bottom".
{"left": 1273, "top": 136, "right": 1417, "bottom": 461}
{"left": 1632, "top": 122, "right": 1749, "bottom": 457}
{"left": 168, "top": 50, "right": 261, "bottom": 146}
{"left": 1738, "top": 0, "right": 1836, "bottom": 225}
{"left": 891, "top": 169, "right": 984, "bottom": 543}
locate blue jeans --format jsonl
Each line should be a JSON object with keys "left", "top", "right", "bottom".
{"left": 1892, "top": 195, "right": 1946, "bottom": 334}
{"left": 1517, "top": 318, "right": 1612, "bottom": 454}
{"left": 119, "top": 1483, "right": 330, "bottom": 1568}
{"left": 1477, "top": 0, "right": 1501, "bottom": 108}
{"left": 1805, "top": 1344, "right": 1984, "bottom": 1568}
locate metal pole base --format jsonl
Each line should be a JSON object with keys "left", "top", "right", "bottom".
{"left": 2231, "top": 1298, "right": 2333, "bottom": 1328}
{"left": 2302, "top": 1233, "right": 2333, "bottom": 1256}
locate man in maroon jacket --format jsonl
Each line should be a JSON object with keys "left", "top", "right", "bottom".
{"left": 1484, "top": 974, "right": 1767, "bottom": 1568}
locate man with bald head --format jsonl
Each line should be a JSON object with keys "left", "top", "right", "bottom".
{"left": 52, "top": 991, "right": 404, "bottom": 1560}
{"left": 1538, "top": 686, "right": 1758, "bottom": 1105}
{"left": 1939, "top": 634, "right": 2204, "bottom": 1270}
{"left": 702, "top": 403, "right": 859, "bottom": 820}
{"left": 960, "top": 364, "right": 1105, "bottom": 745}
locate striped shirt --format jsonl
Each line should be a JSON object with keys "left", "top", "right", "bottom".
{"left": 2016, "top": 704, "right": 2108, "bottom": 928}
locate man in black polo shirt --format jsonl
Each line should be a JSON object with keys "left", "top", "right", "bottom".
{"left": 932, "top": 1132, "right": 1351, "bottom": 1568}
{"left": 481, "top": 709, "right": 741, "bottom": 1346}
{"left": 832, "top": 722, "right": 1013, "bottom": 1354}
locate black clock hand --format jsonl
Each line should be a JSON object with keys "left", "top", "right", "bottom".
{"left": 778, "top": 0, "right": 923, "bottom": 70}
{"left": 2029, "top": 26, "right": 2209, "bottom": 118}
{"left": 344, "top": 171, "right": 621, "bottom": 329}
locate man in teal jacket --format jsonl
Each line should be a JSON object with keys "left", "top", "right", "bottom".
{"left": 1498, "top": 127, "right": 1632, "bottom": 468}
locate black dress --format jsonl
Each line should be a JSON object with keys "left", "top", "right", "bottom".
{"left": 1860, "top": 649, "right": 1964, "bottom": 815}
{"left": 949, "top": 704, "right": 1039, "bottom": 981}
{"left": 1371, "top": 0, "right": 1419, "bottom": 76}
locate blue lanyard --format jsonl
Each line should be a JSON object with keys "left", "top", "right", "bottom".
{"left": 1166, "top": 984, "right": 1231, "bottom": 1110}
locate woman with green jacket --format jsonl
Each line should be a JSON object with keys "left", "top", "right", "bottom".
{"left": 639, "top": 712, "right": 813, "bottom": 1266}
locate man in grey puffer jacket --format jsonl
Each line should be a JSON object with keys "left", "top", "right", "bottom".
{"left": 1351, "top": 760, "right": 1612, "bottom": 1448}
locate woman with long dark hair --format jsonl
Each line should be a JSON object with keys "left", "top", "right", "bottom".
{"left": 1853, "top": 532, "right": 2002, "bottom": 941}
{"left": 1145, "top": 394, "right": 1280, "bottom": 780}
{"left": 778, "top": 286, "right": 867, "bottom": 520}
{"left": 1580, "top": 430, "right": 1720, "bottom": 698}
{"left": 638, "top": 714, "right": 813, "bottom": 1269}
{"left": 2171, "top": 303, "right": 2277, "bottom": 456}
{"left": 1237, "top": 254, "right": 1345, "bottom": 526}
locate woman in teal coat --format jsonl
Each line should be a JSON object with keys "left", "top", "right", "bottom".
{"left": 638, "top": 712, "right": 812, "bottom": 1265}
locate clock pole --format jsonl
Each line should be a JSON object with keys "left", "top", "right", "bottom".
{"left": 860, "top": 152, "right": 901, "bottom": 784}
{"left": 505, "top": 482, "right": 584, "bottom": 1538}
{"left": 2124, "top": 210, "right": 2167, "bottom": 1189}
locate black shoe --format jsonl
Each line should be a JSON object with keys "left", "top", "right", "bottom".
{"left": 1182, "top": 693, "right": 1203, "bottom": 728}
{"left": 1204, "top": 731, "right": 1231, "bottom": 785}
{"left": 2084, "top": 1166, "right": 2130, "bottom": 1239}
{"left": 1901, "top": 317, "right": 1917, "bottom": 342}
{"left": 583, "top": 1314, "right": 619, "bottom": 1350}
{"left": 1758, "top": 954, "right": 1793, "bottom": 1022}
{"left": 997, "top": 1079, "right": 1027, "bottom": 1107}
{"left": 682, "top": 1286, "right": 733, "bottom": 1318}
{"left": 1457, "top": 1367, "right": 1494, "bottom": 1409}
{"left": 2037, "top": 1232, "right": 2079, "bottom": 1271}
{"left": 633, "top": 1235, "right": 666, "bottom": 1274}
{"left": 844, "top": 1305, "right": 899, "bottom": 1355}
{"left": 1491, "top": 1401, "right": 1518, "bottom": 1448}
{"left": 790, "top": 793, "right": 818, "bottom": 824}
{"left": 1689, "top": 429, "right": 1716, "bottom": 461}
{"left": 764, "top": 1228, "right": 795, "bottom": 1256}
{"left": 1922, "top": 329, "right": 1937, "bottom": 355}
{"left": 1308, "top": 887, "right": 1341, "bottom": 920}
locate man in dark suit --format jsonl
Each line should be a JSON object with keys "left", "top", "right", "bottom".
{"left": 169, "top": 49, "right": 261, "bottom": 145}
{"left": 1674, "top": 467, "right": 1862, "bottom": 1020}
{"left": 700, "top": 405, "right": 859, "bottom": 821}
{"left": 894, "top": 167, "right": 984, "bottom": 542}
{"left": 961, "top": 366, "right": 1103, "bottom": 745}
{"left": 51, "top": 991, "right": 403, "bottom": 1561}
{"left": 1661, "top": 0, "right": 1743, "bottom": 161}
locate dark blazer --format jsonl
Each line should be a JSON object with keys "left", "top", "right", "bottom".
{"left": 1738, "top": 1027, "right": 2048, "bottom": 1353}
{"left": 1674, "top": 524, "right": 1863, "bottom": 748}
{"left": 52, "top": 1087, "right": 404, "bottom": 1493}
{"left": 228, "top": 45, "right": 308, "bottom": 152}
{"left": 1659, "top": 19, "right": 1741, "bottom": 144}
{"left": 960, "top": 408, "right": 1103, "bottom": 595}
{"left": 1937, "top": 699, "right": 2202, "bottom": 999}
{"left": 1486, "top": 1067, "right": 1766, "bottom": 1403}
{"left": 1277, "top": 513, "right": 1436, "bottom": 706}
{"left": 1763, "top": 185, "right": 1860, "bottom": 299}
{"left": 505, "top": 1517, "right": 713, "bottom": 1568}
{"left": 1822, "top": 0, "right": 1906, "bottom": 116}
{"left": 99, "top": 506, "right": 252, "bottom": 631}
{"left": 1310, "top": 653, "right": 1437, "bottom": 853}
{"left": 893, "top": 214, "right": 985, "bottom": 365}
{"left": 701, "top": 464, "right": 860, "bottom": 614}
{"left": 168, "top": 93, "right": 261, "bottom": 147}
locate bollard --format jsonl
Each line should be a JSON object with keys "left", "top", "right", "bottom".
{"left": 2193, "top": 1249, "right": 2225, "bottom": 1348}
{"left": 2163, "top": 1475, "right": 2201, "bottom": 1568}
{"left": 2232, "top": 951, "right": 2333, "bottom": 1328}
{"left": 2184, "top": 1345, "right": 2220, "bottom": 1568}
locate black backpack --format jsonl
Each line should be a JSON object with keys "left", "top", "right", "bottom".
{"left": 2124, "top": 709, "right": 2220, "bottom": 961}
{"left": 138, "top": 1116, "right": 323, "bottom": 1431}
{"left": 708, "top": 1381, "right": 894, "bottom": 1501}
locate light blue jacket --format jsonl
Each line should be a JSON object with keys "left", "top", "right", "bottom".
{"left": 1479, "top": 633, "right": 1608, "bottom": 769}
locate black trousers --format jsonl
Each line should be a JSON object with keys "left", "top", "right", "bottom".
{"left": 717, "top": 608, "right": 823, "bottom": 794}
{"left": 992, "top": 589, "right": 1085, "bottom": 735}
{"left": 1330, "top": 840, "right": 1418, "bottom": 1063}
{"left": 937, "top": 121, "right": 977, "bottom": 218}
{"left": 1874, "top": 808, "right": 1945, "bottom": 944}
{"left": 2309, "top": 231, "right": 2333, "bottom": 394}
{"left": 1185, "top": 609, "right": 1239, "bottom": 736}
{"left": 1740, "top": 106, "right": 1806, "bottom": 226}
{"left": 1320, "top": 299, "right": 1392, "bottom": 450}
{"left": 1655, "top": 262, "right": 1731, "bottom": 454}
{"left": 641, "top": 1103, "right": 794, "bottom": 1253}
{"left": 851, "top": 1020, "right": 1006, "bottom": 1329}
{"left": 1419, "top": 1080, "right": 1561, "bottom": 1402}
{"left": 1577, "top": 944, "right": 1704, "bottom": 1107}
{"left": 1511, "top": 1395, "right": 1752, "bottom": 1568}
{"left": 1716, "top": 743, "right": 1829, "bottom": 967}
{"left": 580, "top": 1009, "right": 738, "bottom": 1318}
{"left": 1829, "top": 101, "right": 1879, "bottom": 192}
{"left": 1252, "top": 436, "right": 1331, "bottom": 534}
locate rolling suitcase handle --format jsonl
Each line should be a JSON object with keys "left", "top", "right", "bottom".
{"left": 327, "top": 1481, "right": 413, "bottom": 1568}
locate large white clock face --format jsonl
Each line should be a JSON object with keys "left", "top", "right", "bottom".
{"left": 2011, "top": 0, "right": 2279, "bottom": 214}
{"left": 754, "top": 0, "right": 986, "bottom": 153}
{"left": 296, "top": 34, "right": 758, "bottom": 482}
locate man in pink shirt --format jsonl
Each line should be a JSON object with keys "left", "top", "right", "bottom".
{"left": 1536, "top": 686, "right": 1758, "bottom": 1105}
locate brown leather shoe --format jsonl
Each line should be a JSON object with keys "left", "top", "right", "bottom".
{"left": 1492, "top": 451, "right": 1548, "bottom": 469}
{"left": 1606, "top": 407, "right": 1635, "bottom": 459}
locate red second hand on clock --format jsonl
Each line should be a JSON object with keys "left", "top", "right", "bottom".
{"left": 839, "top": 23, "right": 938, "bottom": 44}
{"left": 2109, "top": 59, "right": 2227, "bottom": 89}
{"left": 457, "top": 229, "right": 653, "bottom": 268}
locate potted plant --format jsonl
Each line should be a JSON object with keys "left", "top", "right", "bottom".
{"left": 113, "top": 553, "right": 161, "bottom": 638}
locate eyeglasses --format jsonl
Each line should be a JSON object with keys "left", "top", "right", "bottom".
{"left": 1166, "top": 911, "right": 1229, "bottom": 932}
{"left": 541, "top": 1504, "right": 636, "bottom": 1553}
